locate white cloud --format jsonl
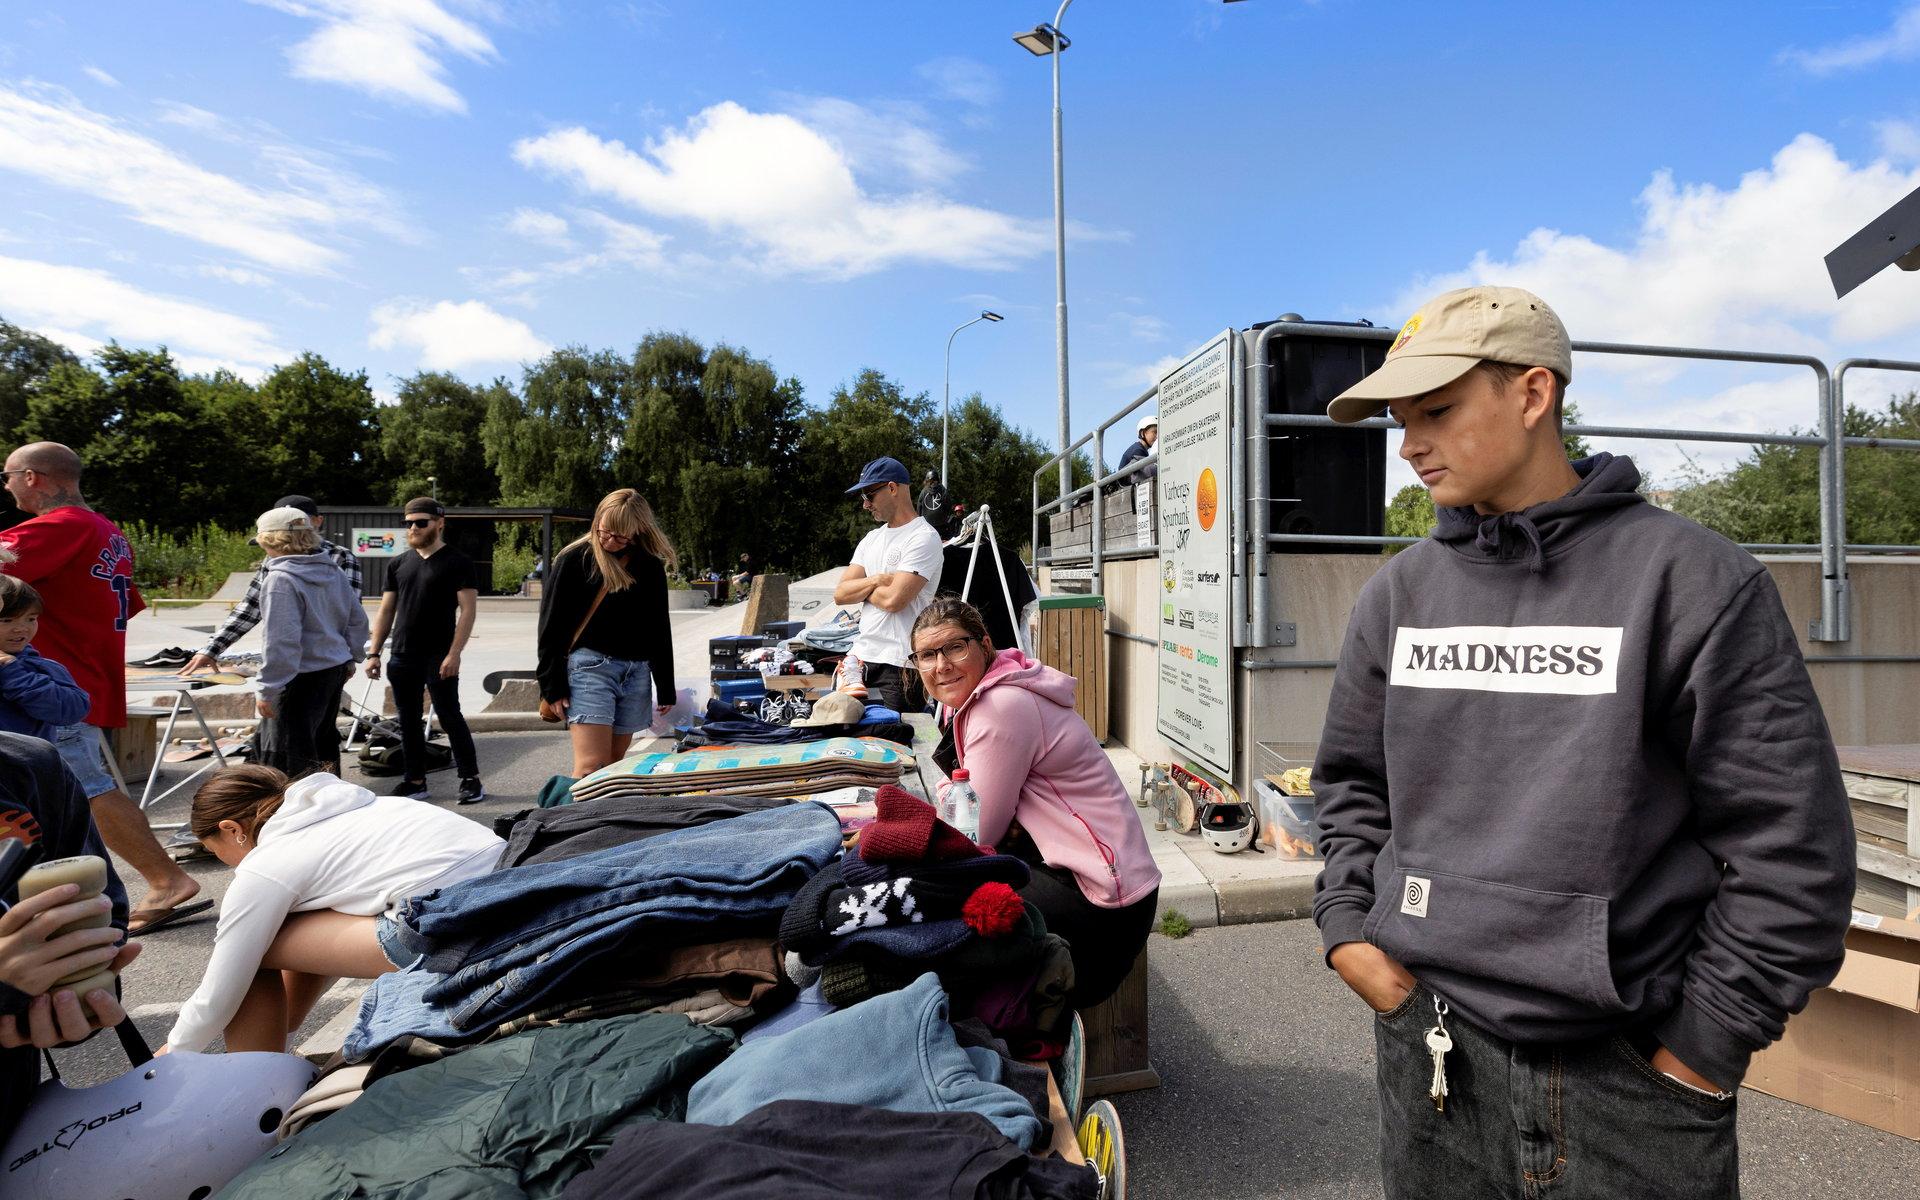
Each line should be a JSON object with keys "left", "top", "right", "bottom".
{"left": 1097, "top": 353, "right": 1186, "bottom": 391}
{"left": 1782, "top": 4, "right": 1920, "bottom": 74}
{"left": 917, "top": 56, "right": 999, "bottom": 107}
{"left": 1390, "top": 132, "right": 1920, "bottom": 486}
{"left": 248, "top": 0, "right": 500, "bottom": 113}
{"left": 1876, "top": 117, "right": 1920, "bottom": 164}
{"left": 1396, "top": 133, "right": 1920, "bottom": 359}
{"left": 467, "top": 209, "right": 668, "bottom": 302}
{"left": 1111, "top": 312, "right": 1169, "bottom": 343}
{"left": 507, "top": 207, "right": 572, "bottom": 247}
{"left": 513, "top": 101, "right": 1047, "bottom": 279}
{"left": 789, "top": 97, "right": 969, "bottom": 188}
{"left": 80, "top": 65, "right": 119, "bottom": 88}
{"left": 369, "top": 298, "right": 551, "bottom": 369}
{"left": 0, "top": 83, "right": 406, "bottom": 273}
{"left": 0, "top": 255, "right": 290, "bottom": 373}
{"left": 199, "top": 264, "right": 275, "bottom": 287}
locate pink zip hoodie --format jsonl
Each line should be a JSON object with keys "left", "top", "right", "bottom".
{"left": 948, "top": 649, "right": 1160, "bottom": 909}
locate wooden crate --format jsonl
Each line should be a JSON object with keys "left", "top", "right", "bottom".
{"left": 1838, "top": 746, "right": 1920, "bottom": 920}
{"left": 1036, "top": 594, "right": 1106, "bottom": 742}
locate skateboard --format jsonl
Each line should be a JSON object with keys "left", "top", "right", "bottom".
{"left": 1078, "top": 1099, "right": 1126, "bottom": 1200}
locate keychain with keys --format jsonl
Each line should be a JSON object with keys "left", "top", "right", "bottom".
{"left": 1424, "top": 995, "right": 1453, "bottom": 1113}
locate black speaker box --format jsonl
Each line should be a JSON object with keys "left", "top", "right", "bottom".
{"left": 1255, "top": 320, "right": 1389, "bottom": 553}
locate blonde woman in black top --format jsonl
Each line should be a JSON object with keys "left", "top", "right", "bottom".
{"left": 535, "top": 489, "right": 678, "bottom": 777}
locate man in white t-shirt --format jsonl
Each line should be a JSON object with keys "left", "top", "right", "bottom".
{"left": 832, "top": 456, "right": 945, "bottom": 712}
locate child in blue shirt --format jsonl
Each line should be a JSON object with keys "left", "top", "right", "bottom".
{"left": 0, "top": 576, "right": 91, "bottom": 741}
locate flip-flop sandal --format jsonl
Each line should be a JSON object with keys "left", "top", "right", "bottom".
{"left": 126, "top": 898, "right": 213, "bottom": 934}
{"left": 1078, "top": 1099, "right": 1126, "bottom": 1200}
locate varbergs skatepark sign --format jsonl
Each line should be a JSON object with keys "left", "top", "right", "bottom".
{"left": 1155, "top": 331, "right": 1235, "bottom": 777}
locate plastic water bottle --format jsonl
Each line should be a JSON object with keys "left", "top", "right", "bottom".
{"left": 948, "top": 768, "right": 980, "bottom": 842}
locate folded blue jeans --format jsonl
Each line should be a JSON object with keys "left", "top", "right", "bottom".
{"left": 372, "top": 802, "right": 841, "bottom": 1037}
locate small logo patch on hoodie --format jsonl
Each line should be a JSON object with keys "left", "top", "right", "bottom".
{"left": 1401, "top": 876, "right": 1431, "bottom": 917}
{"left": 1390, "top": 625, "right": 1623, "bottom": 695}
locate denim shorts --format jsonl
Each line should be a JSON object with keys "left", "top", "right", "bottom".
{"left": 375, "top": 915, "right": 421, "bottom": 969}
{"left": 53, "top": 723, "right": 119, "bottom": 799}
{"left": 565, "top": 649, "right": 653, "bottom": 735}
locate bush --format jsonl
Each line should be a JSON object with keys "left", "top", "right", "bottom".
{"left": 492, "top": 531, "right": 538, "bottom": 595}
{"left": 122, "top": 522, "right": 261, "bottom": 599}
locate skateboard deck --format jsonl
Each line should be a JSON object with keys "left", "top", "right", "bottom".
{"left": 128, "top": 668, "right": 250, "bottom": 686}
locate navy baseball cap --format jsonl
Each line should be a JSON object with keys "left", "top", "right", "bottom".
{"left": 845, "top": 457, "right": 911, "bottom": 495}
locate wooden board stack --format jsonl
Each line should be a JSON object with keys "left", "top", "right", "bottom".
{"left": 1838, "top": 745, "right": 1920, "bottom": 920}
{"left": 572, "top": 736, "right": 911, "bottom": 802}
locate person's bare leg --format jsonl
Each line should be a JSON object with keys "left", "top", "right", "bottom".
{"left": 259, "top": 911, "right": 393, "bottom": 979}
{"left": 570, "top": 722, "right": 616, "bottom": 778}
{"left": 225, "top": 968, "right": 290, "bottom": 1053}
{"left": 610, "top": 732, "right": 634, "bottom": 760}
{"left": 87, "top": 789, "right": 199, "bottom": 911}
{"left": 279, "top": 970, "right": 340, "bottom": 1036}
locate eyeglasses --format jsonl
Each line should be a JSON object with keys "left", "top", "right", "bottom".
{"left": 0, "top": 469, "right": 29, "bottom": 480}
{"left": 404, "top": 518, "right": 435, "bottom": 529}
{"left": 596, "top": 528, "right": 633, "bottom": 545}
{"left": 859, "top": 484, "right": 890, "bottom": 503}
{"left": 908, "top": 636, "right": 980, "bottom": 669}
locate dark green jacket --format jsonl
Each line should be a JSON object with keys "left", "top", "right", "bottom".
{"left": 220, "top": 1014, "right": 734, "bottom": 1198}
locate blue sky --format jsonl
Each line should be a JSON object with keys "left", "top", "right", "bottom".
{"left": 3, "top": 1, "right": 1920, "bottom": 487}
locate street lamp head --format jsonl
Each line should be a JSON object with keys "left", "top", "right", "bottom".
{"left": 1013, "top": 23, "right": 1068, "bottom": 55}
{"left": 982, "top": 311, "right": 1004, "bottom": 322}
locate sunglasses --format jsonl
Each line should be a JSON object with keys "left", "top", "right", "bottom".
{"left": 405, "top": 518, "right": 436, "bottom": 529}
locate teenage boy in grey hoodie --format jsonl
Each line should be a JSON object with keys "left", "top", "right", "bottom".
{"left": 252, "top": 506, "right": 369, "bottom": 778}
{"left": 1311, "top": 286, "right": 1854, "bottom": 1199}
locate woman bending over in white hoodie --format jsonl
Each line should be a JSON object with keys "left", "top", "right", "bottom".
{"left": 163, "top": 765, "right": 503, "bottom": 1054}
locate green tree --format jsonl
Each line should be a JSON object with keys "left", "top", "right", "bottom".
{"left": 926, "top": 392, "right": 1058, "bottom": 553}
{"left": 1667, "top": 394, "right": 1920, "bottom": 547}
{"left": 380, "top": 372, "right": 504, "bottom": 505}
{"left": 482, "top": 346, "right": 633, "bottom": 510}
{"left": 795, "top": 369, "right": 937, "bottom": 572}
{"left": 1384, "top": 483, "right": 1436, "bottom": 543}
{"left": 0, "top": 319, "right": 79, "bottom": 447}
{"left": 1561, "top": 399, "right": 1593, "bottom": 461}
{"left": 21, "top": 345, "right": 230, "bottom": 530}
{"left": 252, "top": 353, "right": 389, "bottom": 504}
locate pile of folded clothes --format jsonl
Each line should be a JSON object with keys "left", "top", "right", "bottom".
{"left": 569, "top": 737, "right": 912, "bottom": 801}
{"left": 800, "top": 615, "right": 859, "bottom": 655}
{"left": 230, "top": 786, "right": 1103, "bottom": 1200}
{"left": 778, "top": 785, "right": 1077, "bottom": 1059}
{"left": 677, "top": 697, "right": 915, "bottom": 751}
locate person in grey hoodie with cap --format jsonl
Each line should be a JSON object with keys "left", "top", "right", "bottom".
{"left": 1311, "top": 286, "right": 1853, "bottom": 1199}
{"left": 251, "top": 505, "right": 369, "bottom": 777}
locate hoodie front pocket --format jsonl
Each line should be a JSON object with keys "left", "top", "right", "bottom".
{"left": 1366, "top": 866, "right": 1624, "bottom": 1013}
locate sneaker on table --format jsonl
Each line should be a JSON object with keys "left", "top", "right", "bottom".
{"left": 456, "top": 777, "right": 486, "bottom": 805}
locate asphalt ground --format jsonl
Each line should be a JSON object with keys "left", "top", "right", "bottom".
{"left": 46, "top": 730, "right": 1920, "bottom": 1197}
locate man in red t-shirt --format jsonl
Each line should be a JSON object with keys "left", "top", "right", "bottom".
{"left": 2, "top": 442, "right": 205, "bottom": 931}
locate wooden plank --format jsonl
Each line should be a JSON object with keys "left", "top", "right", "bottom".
{"left": 1844, "top": 773, "right": 1910, "bottom": 809}
{"left": 1856, "top": 841, "right": 1920, "bottom": 888}
{"left": 1837, "top": 745, "right": 1920, "bottom": 784}
{"left": 1082, "top": 947, "right": 1156, "bottom": 1098}
{"left": 1852, "top": 799, "right": 1910, "bottom": 845}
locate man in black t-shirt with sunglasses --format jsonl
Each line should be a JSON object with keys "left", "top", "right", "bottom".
{"left": 366, "top": 498, "right": 484, "bottom": 804}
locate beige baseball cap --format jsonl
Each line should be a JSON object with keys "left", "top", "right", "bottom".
{"left": 1326, "top": 286, "right": 1572, "bottom": 424}
{"left": 249, "top": 505, "right": 315, "bottom": 544}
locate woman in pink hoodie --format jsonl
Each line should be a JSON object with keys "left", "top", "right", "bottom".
{"left": 911, "top": 598, "right": 1160, "bottom": 1007}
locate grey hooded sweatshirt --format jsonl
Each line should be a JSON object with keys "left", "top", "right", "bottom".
{"left": 1312, "top": 453, "right": 1854, "bottom": 1087}
{"left": 258, "top": 551, "right": 370, "bottom": 707}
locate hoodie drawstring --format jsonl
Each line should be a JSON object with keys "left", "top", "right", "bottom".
{"left": 1471, "top": 511, "right": 1548, "bottom": 573}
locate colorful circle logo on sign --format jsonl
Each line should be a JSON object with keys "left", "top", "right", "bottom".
{"left": 1195, "top": 468, "right": 1219, "bottom": 531}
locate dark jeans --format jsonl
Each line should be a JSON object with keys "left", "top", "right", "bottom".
{"left": 1002, "top": 827, "right": 1157, "bottom": 1010}
{"left": 387, "top": 655, "right": 478, "bottom": 781}
{"left": 258, "top": 662, "right": 352, "bottom": 777}
{"left": 862, "top": 661, "right": 920, "bottom": 714}
{"left": 1374, "top": 983, "right": 1739, "bottom": 1199}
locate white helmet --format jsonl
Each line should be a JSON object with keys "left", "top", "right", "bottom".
{"left": 1199, "top": 797, "right": 1257, "bottom": 854}
{"left": 1136, "top": 414, "right": 1158, "bottom": 436}
{"left": 3, "top": 1049, "right": 317, "bottom": 1198}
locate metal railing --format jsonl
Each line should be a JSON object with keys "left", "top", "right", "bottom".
{"left": 1033, "top": 323, "right": 1920, "bottom": 648}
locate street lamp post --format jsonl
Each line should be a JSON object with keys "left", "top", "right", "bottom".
{"left": 943, "top": 310, "right": 1004, "bottom": 487}
{"left": 1015, "top": 2, "right": 1074, "bottom": 502}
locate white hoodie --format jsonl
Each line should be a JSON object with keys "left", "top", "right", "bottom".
{"left": 167, "top": 773, "right": 502, "bottom": 1052}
